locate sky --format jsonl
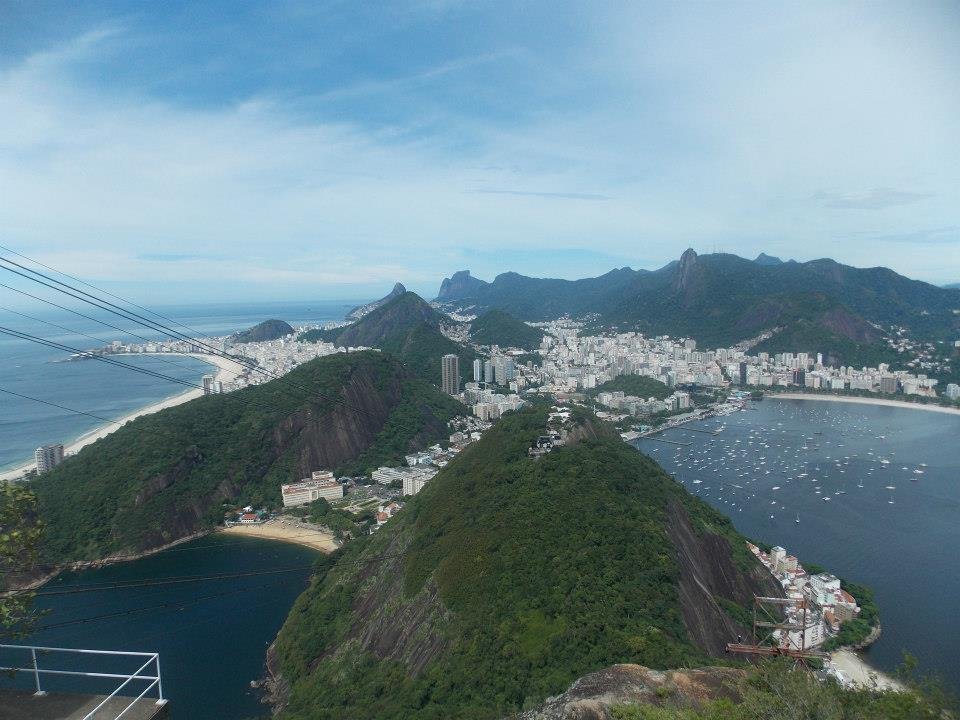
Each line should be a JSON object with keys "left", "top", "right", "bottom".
{"left": 1, "top": 0, "right": 959, "bottom": 304}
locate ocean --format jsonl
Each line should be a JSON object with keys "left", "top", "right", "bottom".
{"left": 0, "top": 299, "right": 356, "bottom": 472}
{"left": 635, "top": 398, "right": 960, "bottom": 690}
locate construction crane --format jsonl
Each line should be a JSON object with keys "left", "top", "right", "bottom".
{"left": 726, "top": 596, "right": 830, "bottom": 666}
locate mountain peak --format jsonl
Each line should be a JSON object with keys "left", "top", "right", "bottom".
{"left": 347, "top": 282, "right": 408, "bottom": 320}
{"left": 437, "top": 269, "right": 488, "bottom": 301}
{"left": 753, "top": 252, "right": 784, "bottom": 266}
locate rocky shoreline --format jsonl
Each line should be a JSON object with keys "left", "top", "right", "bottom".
{"left": 2, "top": 530, "right": 211, "bottom": 593}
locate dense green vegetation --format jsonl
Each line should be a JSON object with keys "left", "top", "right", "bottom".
{"left": 469, "top": 309, "right": 543, "bottom": 350}
{"left": 611, "top": 658, "right": 956, "bottom": 720}
{"left": 301, "top": 292, "right": 477, "bottom": 387}
{"left": 588, "top": 375, "right": 672, "bottom": 400}
{"left": 31, "top": 352, "right": 461, "bottom": 562}
{"left": 228, "top": 319, "right": 294, "bottom": 343}
{"left": 0, "top": 482, "right": 42, "bottom": 635}
{"left": 273, "top": 406, "right": 768, "bottom": 720}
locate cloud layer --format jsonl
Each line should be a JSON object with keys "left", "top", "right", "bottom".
{"left": 0, "top": 1, "right": 958, "bottom": 303}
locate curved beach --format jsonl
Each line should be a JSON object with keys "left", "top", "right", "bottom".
{"left": 0, "top": 352, "right": 242, "bottom": 482}
{"left": 220, "top": 518, "right": 337, "bottom": 552}
{"left": 772, "top": 393, "right": 960, "bottom": 416}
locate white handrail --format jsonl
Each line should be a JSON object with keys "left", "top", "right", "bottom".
{"left": 81, "top": 654, "right": 157, "bottom": 720}
{"left": 0, "top": 643, "right": 166, "bottom": 718}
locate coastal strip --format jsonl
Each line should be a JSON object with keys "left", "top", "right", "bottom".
{"left": 771, "top": 393, "right": 960, "bottom": 416}
{"left": 0, "top": 352, "right": 242, "bottom": 482}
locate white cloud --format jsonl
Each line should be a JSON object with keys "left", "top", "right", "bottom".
{"left": 1, "top": 5, "right": 959, "bottom": 303}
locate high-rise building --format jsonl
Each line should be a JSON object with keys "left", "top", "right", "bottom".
{"left": 483, "top": 360, "right": 495, "bottom": 384}
{"left": 441, "top": 354, "right": 460, "bottom": 396}
{"left": 739, "top": 361, "right": 748, "bottom": 386}
{"left": 879, "top": 376, "right": 898, "bottom": 394}
{"left": 946, "top": 383, "right": 960, "bottom": 401}
{"left": 472, "top": 358, "right": 482, "bottom": 383}
{"left": 35, "top": 444, "right": 64, "bottom": 475}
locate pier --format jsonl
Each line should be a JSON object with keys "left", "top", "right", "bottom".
{"left": 674, "top": 427, "right": 723, "bottom": 436}
{"left": 641, "top": 436, "right": 692, "bottom": 446}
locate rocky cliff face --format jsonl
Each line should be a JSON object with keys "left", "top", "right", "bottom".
{"left": 437, "top": 269, "right": 488, "bottom": 301}
{"left": 513, "top": 664, "right": 746, "bottom": 720}
{"left": 666, "top": 502, "right": 782, "bottom": 655}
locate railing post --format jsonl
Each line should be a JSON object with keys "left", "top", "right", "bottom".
{"left": 154, "top": 653, "right": 165, "bottom": 704}
{"left": 31, "top": 647, "right": 46, "bottom": 696}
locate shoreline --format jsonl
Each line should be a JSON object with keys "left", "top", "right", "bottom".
{"left": 0, "top": 352, "right": 242, "bottom": 482}
{"left": 219, "top": 518, "right": 337, "bottom": 553}
{"left": 830, "top": 648, "right": 906, "bottom": 692}
{"left": 771, "top": 393, "right": 960, "bottom": 416}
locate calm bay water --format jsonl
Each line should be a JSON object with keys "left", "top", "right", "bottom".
{"left": 0, "top": 299, "right": 355, "bottom": 471}
{"left": 1, "top": 535, "right": 318, "bottom": 719}
{"left": 636, "top": 398, "right": 960, "bottom": 689}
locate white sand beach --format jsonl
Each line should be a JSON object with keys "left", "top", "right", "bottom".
{"left": 773, "top": 393, "right": 960, "bottom": 416}
{"left": 0, "top": 352, "right": 243, "bottom": 482}
{"left": 220, "top": 518, "right": 337, "bottom": 552}
{"left": 830, "top": 649, "right": 905, "bottom": 692}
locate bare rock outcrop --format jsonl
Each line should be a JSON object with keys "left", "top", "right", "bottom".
{"left": 513, "top": 664, "right": 745, "bottom": 720}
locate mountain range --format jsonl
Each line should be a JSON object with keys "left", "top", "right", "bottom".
{"left": 436, "top": 250, "right": 960, "bottom": 367}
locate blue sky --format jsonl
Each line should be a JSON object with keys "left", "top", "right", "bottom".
{"left": 1, "top": 0, "right": 958, "bottom": 303}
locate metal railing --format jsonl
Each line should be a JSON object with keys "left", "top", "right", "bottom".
{"left": 0, "top": 644, "right": 166, "bottom": 719}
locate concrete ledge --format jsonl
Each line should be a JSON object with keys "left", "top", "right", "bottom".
{"left": 0, "top": 690, "right": 169, "bottom": 720}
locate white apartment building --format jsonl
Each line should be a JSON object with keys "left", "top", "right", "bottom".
{"left": 35, "top": 443, "right": 64, "bottom": 475}
{"left": 281, "top": 471, "right": 343, "bottom": 507}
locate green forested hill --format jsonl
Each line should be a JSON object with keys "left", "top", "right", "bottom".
{"left": 31, "top": 352, "right": 463, "bottom": 562}
{"left": 228, "top": 319, "right": 294, "bottom": 343}
{"left": 271, "top": 406, "right": 779, "bottom": 720}
{"left": 588, "top": 375, "right": 672, "bottom": 400}
{"left": 301, "top": 292, "right": 476, "bottom": 387}
{"left": 469, "top": 309, "right": 543, "bottom": 350}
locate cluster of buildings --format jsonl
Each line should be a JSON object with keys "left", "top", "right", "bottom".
{"left": 737, "top": 356, "right": 942, "bottom": 397}
{"left": 747, "top": 542, "right": 861, "bottom": 650}
{"left": 515, "top": 319, "right": 956, "bottom": 403}
{"left": 94, "top": 332, "right": 347, "bottom": 394}
{"left": 595, "top": 389, "right": 691, "bottom": 418}
{"left": 528, "top": 406, "right": 571, "bottom": 458}
{"left": 226, "top": 506, "right": 270, "bottom": 525}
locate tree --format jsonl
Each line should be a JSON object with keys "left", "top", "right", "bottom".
{"left": 0, "top": 481, "right": 43, "bottom": 639}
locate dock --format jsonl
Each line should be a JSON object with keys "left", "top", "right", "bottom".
{"left": 675, "top": 427, "right": 723, "bottom": 436}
